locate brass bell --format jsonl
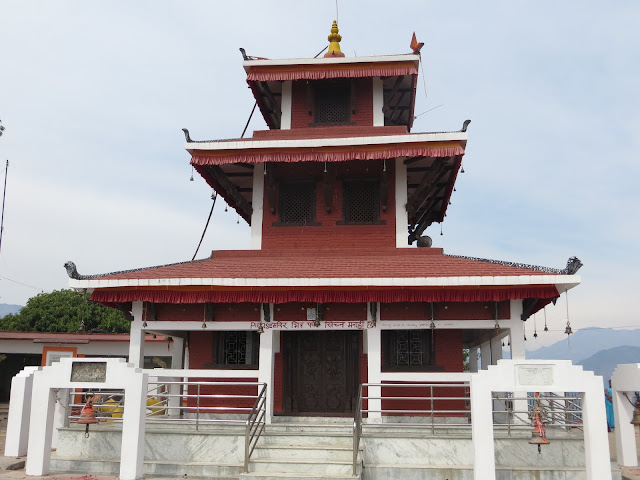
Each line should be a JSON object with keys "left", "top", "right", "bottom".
{"left": 631, "top": 393, "right": 640, "bottom": 426}
{"left": 529, "top": 408, "right": 550, "bottom": 454}
{"left": 76, "top": 396, "right": 99, "bottom": 437}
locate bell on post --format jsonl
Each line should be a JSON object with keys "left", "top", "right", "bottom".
{"left": 631, "top": 392, "right": 640, "bottom": 426}
{"left": 76, "top": 395, "right": 99, "bottom": 438}
{"left": 529, "top": 397, "right": 550, "bottom": 454}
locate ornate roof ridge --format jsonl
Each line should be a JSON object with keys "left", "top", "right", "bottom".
{"left": 63, "top": 258, "right": 210, "bottom": 281}
{"left": 443, "top": 255, "right": 583, "bottom": 275}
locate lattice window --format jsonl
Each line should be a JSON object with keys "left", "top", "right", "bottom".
{"left": 382, "top": 329, "right": 433, "bottom": 370}
{"left": 212, "top": 331, "right": 259, "bottom": 368}
{"left": 315, "top": 85, "right": 350, "bottom": 125}
{"left": 279, "top": 181, "right": 316, "bottom": 225}
{"left": 342, "top": 180, "right": 380, "bottom": 224}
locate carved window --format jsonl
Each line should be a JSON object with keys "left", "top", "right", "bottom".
{"left": 314, "top": 84, "right": 350, "bottom": 125}
{"left": 382, "top": 329, "right": 435, "bottom": 371}
{"left": 210, "top": 331, "right": 259, "bottom": 369}
{"left": 277, "top": 181, "right": 317, "bottom": 225}
{"left": 341, "top": 180, "right": 381, "bottom": 224}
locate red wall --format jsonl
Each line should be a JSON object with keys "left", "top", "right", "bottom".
{"left": 261, "top": 159, "right": 396, "bottom": 250}
{"left": 290, "top": 78, "right": 373, "bottom": 128}
{"left": 154, "top": 303, "right": 260, "bottom": 322}
{"left": 381, "top": 301, "right": 511, "bottom": 321}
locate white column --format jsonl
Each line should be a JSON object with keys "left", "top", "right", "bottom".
{"left": 258, "top": 327, "right": 275, "bottom": 424}
{"left": 508, "top": 300, "right": 526, "bottom": 360}
{"left": 372, "top": 77, "right": 384, "bottom": 126}
{"left": 25, "top": 382, "right": 56, "bottom": 476}
{"left": 581, "top": 381, "right": 614, "bottom": 480}
{"left": 613, "top": 390, "right": 637, "bottom": 466}
{"left": 129, "top": 301, "right": 144, "bottom": 368}
{"left": 479, "top": 341, "right": 491, "bottom": 370}
{"left": 51, "top": 388, "right": 70, "bottom": 448}
{"left": 395, "top": 158, "right": 409, "bottom": 248}
{"left": 4, "top": 367, "right": 38, "bottom": 457}
{"left": 258, "top": 303, "right": 275, "bottom": 424}
{"left": 468, "top": 347, "right": 478, "bottom": 373}
{"left": 490, "top": 336, "right": 503, "bottom": 365}
{"left": 470, "top": 380, "right": 495, "bottom": 480}
{"left": 250, "top": 163, "right": 264, "bottom": 250}
{"left": 167, "top": 336, "right": 184, "bottom": 417}
{"left": 119, "top": 372, "right": 149, "bottom": 480}
{"left": 280, "top": 80, "right": 292, "bottom": 130}
{"left": 366, "top": 327, "right": 382, "bottom": 420}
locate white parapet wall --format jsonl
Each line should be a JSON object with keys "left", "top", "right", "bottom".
{"left": 611, "top": 363, "right": 640, "bottom": 467}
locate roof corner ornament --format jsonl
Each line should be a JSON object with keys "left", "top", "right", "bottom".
{"left": 461, "top": 119, "right": 471, "bottom": 132}
{"left": 324, "top": 20, "right": 345, "bottom": 58}
{"left": 410, "top": 32, "right": 424, "bottom": 54}
{"left": 563, "top": 256, "right": 583, "bottom": 275}
{"left": 182, "top": 128, "right": 192, "bottom": 143}
{"left": 64, "top": 261, "right": 83, "bottom": 280}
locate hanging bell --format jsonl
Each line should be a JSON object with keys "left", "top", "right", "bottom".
{"left": 630, "top": 393, "right": 640, "bottom": 426}
{"left": 529, "top": 410, "right": 550, "bottom": 453}
{"left": 76, "top": 397, "right": 99, "bottom": 437}
{"left": 256, "top": 323, "right": 264, "bottom": 334}
{"left": 564, "top": 324, "right": 573, "bottom": 335}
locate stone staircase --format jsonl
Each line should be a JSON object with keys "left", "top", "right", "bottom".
{"left": 241, "top": 417, "right": 361, "bottom": 479}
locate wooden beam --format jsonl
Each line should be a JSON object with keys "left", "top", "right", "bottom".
{"left": 403, "top": 156, "right": 426, "bottom": 165}
{"left": 208, "top": 165, "right": 253, "bottom": 219}
{"left": 224, "top": 172, "right": 254, "bottom": 177}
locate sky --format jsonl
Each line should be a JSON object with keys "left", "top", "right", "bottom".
{"left": 0, "top": 1, "right": 638, "bottom": 349}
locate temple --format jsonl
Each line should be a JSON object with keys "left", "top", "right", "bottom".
{"left": 65, "top": 21, "right": 582, "bottom": 419}
{"left": 24, "top": 21, "right": 606, "bottom": 479}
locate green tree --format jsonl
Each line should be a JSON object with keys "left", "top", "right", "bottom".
{"left": 0, "top": 290, "right": 130, "bottom": 333}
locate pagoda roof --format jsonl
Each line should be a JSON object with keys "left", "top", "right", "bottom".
{"left": 243, "top": 54, "right": 420, "bottom": 130}
{"left": 67, "top": 249, "right": 580, "bottom": 307}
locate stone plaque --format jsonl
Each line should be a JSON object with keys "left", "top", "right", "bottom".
{"left": 70, "top": 361, "right": 107, "bottom": 383}
{"left": 516, "top": 365, "right": 553, "bottom": 386}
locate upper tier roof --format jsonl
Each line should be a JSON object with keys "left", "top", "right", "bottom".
{"left": 244, "top": 53, "right": 420, "bottom": 130}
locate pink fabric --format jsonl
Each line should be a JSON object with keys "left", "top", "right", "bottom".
{"left": 191, "top": 145, "right": 465, "bottom": 166}
{"left": 247, "top": 66, "right": 418, "bottom": 82}
{"left": 91, "top": 286, "right": 560, "bottom": 305}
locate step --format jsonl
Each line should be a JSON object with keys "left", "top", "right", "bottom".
{"left": 252, "top": 443, "right": 356, "bottom": 461}
{"left": 248, "top": 458, "right": 360, "bottom": 476}
{"left": 240, "top": 472, "right": 359, "bottom": 480}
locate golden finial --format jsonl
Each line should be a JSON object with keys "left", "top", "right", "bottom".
{"left": 324, "top": 20, "right": 345, "bottom": 58}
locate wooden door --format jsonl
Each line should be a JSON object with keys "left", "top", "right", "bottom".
{"left": 283, "top": 330, "right": 360, "bottom": 415}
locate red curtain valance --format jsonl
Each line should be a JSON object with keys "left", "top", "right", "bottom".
{"left": 246, "top": 65, "right": 418, "bottom": 82}
{"left": 191, "top": 145, "right": 465, "bottom": 167}
{"left": 91, "top": 286, "right": 560, "bottom": 305}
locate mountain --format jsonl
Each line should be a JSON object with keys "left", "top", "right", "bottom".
{"left": 0, "top": 303, "right": 22, "bottom": 317}
{"left": 577, "top": 345, "right": 640, "bottom": 384}
{"left": 527, "top": 327, "right": 640, "bottom": 363}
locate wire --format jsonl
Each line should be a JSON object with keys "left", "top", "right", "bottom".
{"left": 0, "top": 275, "right": 42, "bottom": 290}
{"left": 241, "top": 103, "right": 257, "bottom": 139}
{"left": 191, "top": 193, "right": 217, "bottom": 261}
{"left": 0, "top": 160, "right": 8, "bottom": 256}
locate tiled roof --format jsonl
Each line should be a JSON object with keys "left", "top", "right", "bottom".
{"left": 92, "top": 248, "right": 560, "bottom": 281}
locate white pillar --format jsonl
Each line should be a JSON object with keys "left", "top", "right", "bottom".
{"left": 167, "top": 336, "right": 184, "bottom": 417}
{"left": 468, "top": 347, "right": 478, "bottom": 373}
{"left": 395, "top": 158, "right": 408, "bottom": 248}
{"left": 479, "top": 341, "right": 491, "bottom": 370}
{"left": 129, "top": 301, "right": 144, "bottom": 368}
{"left": 250, "top": 163, "right": 264, "bottom": 250}
{"left": 258, "top": 304, "right": 275, "bottom": 424}
{"left": 280, "top": 80, "right": 292, "bottom": 130}
{"left": 4, "top": 366, "right": 38, "bottom": 457}
{"left": 119, "top": 372, "right": 149, "bottom": 480}
{"left": 581, "top": 382, "right": 614, "bottom": 480}
{"left": 51, "top": 388, "right": 70, "bottom": 448}
{"left": 366, "top": 327, "right": 382, "bottom": 420}
{"left": 490, "top": 336, "right": 503, "bottom": 365}
{"left": 508, "top": 300, "right": 526, "bottom": 360}
{"left": 25, "top": 381, "right": 57, "bottom": 476}
{"left": 613, "top": 390, "right": 637, "bottom": 466}
{"left": 372, "top": 77, "right": 384, "bottom": 126}
{"left": 470, "top": 381, "right": 495, "bottom": 480}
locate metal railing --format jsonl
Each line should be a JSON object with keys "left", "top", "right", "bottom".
{"left": 352, "top": 384, "right": 363, "bottom": 476}
{"left": 244, "top": 383, "right": 267, "bottom": 473}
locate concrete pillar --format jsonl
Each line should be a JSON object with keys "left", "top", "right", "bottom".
{"left": 4, "top": 366, "right": 39, "bottom": 457}
{"left": 508, "top": 300, "right": 526, "bottom": 360}
{"left": 581, "top": 381, "right": 614, "bottom": 479}
{"left": 613, "top": 390, "right": 637, "bottom": 466}
{"left": 25, "top": 381, "right": 57, "bottom": 476}
{"left": 468, "top": 347, "right": 478, "bottom": 373}
{"left": 51, "top": 388, "right": 70, "bottom": 448}
{"left": 366, "top": 327, "right": 382, "bottom": 420}
{"left": 167, "top": 336, "right": 185, "bottom": 417}
{"left": 258, "top": 327, "right": 275, "bottom": 425}
{"left": 250, "top": 163, "right": 264, "bottom": 250}
{"left": 129, "top": 301, "right": 144, "bottom": 368}
{"left": 280, "top": 80, "right": 292, "bottom": 129}
{"left": 470, "top": 380, "right": 495, "bottom": 480}
{"left": 490, "top": 336, "right": 503, "bottom": 365}
{"left": 479, "top": 341, "right": 491, "bottom": 370}
{"left": 119, "top": 372, "right": 149, "bottom": 480}
{"left": 395, "top": 159, "right": 408, "bottom": 248}
{"left": 372, "top": 77, "right": 384, "bottom": 126}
